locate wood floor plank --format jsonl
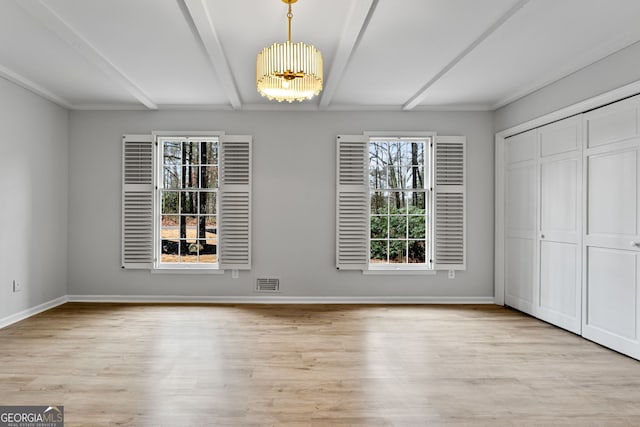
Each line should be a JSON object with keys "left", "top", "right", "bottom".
{"left": 0, "top": 303, "right": 639, "bottom": 426}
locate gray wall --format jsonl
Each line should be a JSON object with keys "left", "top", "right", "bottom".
{"left": 494, "top": 41, "right": 640, "bottom": 132}
{"left": 68, "top": 110, "right": 494, "bottom": 298}
{"left": 0, "top": 78, "right": 69, "bottom": 319}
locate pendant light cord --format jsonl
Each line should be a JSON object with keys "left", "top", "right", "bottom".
{"left": 287, "top": 3, "right": 293, "bottom": 42}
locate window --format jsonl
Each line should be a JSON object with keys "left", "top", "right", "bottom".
{"left": 369, "top": 138, "right": 431, "bottom": 267}
{"left": 158, "top": 137, "right": 219, "bottom": 266}
{"left": 121, "top": 133, "right": 252, "bottom": 271}
{"left": 336, "top": 134, "right": 465, "bottom": 273}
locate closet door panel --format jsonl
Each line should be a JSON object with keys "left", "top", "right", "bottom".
{"left": 507, "top": 165, "right": 536, "bottom": 231}
{"left": 583, "top": 96, "right": 640, "bottom": 360}
{"left": 540, "top": 241, "right": 577, "bottom": 318}
{"left": 504, "top": 129, "right": 537, "bottom": 315}
{"left": 586, "top": 247, "right": 637, "bottom": 341}
{"left": 540, "top": 158, "right": 578, "bottom": 234}
{"left": 585, "top": 98, "right": 638, "bottom": 149}
{"left": 537, "top": 117, "right": 582, "bottom": 333}
{"left": 587, "top": 150, "right": 637, "bottom": 236}
{"left": 506, "top": 237, "right": 535, "bottom": 308}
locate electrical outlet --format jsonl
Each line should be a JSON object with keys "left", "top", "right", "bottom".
{"left": 13, "top": 280, "right": 22, "bottom": 292}
{"left": 232, "top": 269, "right": 239, "bottom": 279}
{"left": 448, "top": 270, "right": 455, "bottom": 279}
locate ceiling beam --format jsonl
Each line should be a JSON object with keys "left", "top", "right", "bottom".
{"left": 402, "top": 0, "right": 530, "bottom": 111}
{"left": 0, "top": 64, "right": 73, "bottom": 109}
{"left": 182, "top": 0, "right": 242, "bottom": 110}
{"left": 318, "top": 0, "right": 378, "bottom": 109}
{"left": 14, "top": 0, "right": 157, "bottom": 110}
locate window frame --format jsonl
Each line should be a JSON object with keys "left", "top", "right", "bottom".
{"left": 153, "top": 132, "right": 224, "bottom": 271}
{"left": 366, "top": 132, "right": 436, "bottom": 272}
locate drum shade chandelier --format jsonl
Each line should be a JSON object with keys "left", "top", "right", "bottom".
{"left": 256, "top": 0, "right": 323, "bottom": 102}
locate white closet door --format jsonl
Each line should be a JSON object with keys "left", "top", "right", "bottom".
{"left": 583, "top": 96, "right": 640, "bottom": 360}
{"left": 505, "top": 129, "right": 537, "bottom": 315}
{"left": 537, "top": 117, "right": 582, "bottom": 333}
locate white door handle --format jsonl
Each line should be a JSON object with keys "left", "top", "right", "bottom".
{"left": 631, "top": 241, "right": 640, "bottom": 248}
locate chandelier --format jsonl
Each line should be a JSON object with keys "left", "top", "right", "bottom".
{"left": 256, "top": 0, "right": 323, "bottom": 102}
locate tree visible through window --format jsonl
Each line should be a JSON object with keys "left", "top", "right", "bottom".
{"left": 369, "top": 138, "right": 431, "bottom": 265}
{"left": 159, "top": 137, "right": 218, "bottom": 264}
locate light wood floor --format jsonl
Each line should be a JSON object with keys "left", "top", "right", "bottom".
{"left": 1, "top": 303, "right": 639, "bottom": 426}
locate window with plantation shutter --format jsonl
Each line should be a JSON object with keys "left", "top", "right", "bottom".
{"left": 121, "top": 132, "right": 252, "bottom": 272}
{"left": 336, "top": 133, "right": 465, "bottom": 273}
{"left": 122, "top": 134, "right": 154, "bottom": 269}
{"left": 433, "top": 136, "right": 466, "bottom": 270}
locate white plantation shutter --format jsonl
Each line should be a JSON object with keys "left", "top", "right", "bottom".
{"left": 218, "top": 135, "right": 252, "bottom": 270}
{"left": 122, "top": 134, "right": 154, "bottom": 269}
{"left": 433, "top": 136, "right": 466, "bottom": 270}
{"left": 336, "top": 135, "right": 369, "bottom": 270}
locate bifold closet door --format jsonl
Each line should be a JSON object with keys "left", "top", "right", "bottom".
{"left": 536, "top": 118, "right": 582, "bottom": 333}
{"left": 583, "top": 97, "right": 640, "bottom": 360}
{"left": 504, "top": 130, "right": 537, "bottom": 315}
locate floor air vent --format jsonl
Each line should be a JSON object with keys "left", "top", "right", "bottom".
{"left": 256, "top": 278, "right": 280, "bottom": 293}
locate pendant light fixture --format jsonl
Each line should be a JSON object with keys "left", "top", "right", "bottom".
{"left": 256, "top": 0, "right": 323, "bottom": 102}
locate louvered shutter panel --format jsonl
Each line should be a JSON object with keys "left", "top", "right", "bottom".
{"left": 433, "top": 136, "right": 466, "bottom": 270}
{"left": 122, "top": 135, "right": 154, "bottom": 269}
{"left": 218, "top": 135, "right": 252, "bottom": 270}
{"left": 336, "top": 135, "right": 369, "bottom": 270}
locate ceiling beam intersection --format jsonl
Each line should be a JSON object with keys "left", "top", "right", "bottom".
{"left": 0, "top": 63, "right": 73, "bottom": 109}
{"left": 15, "top": 0, "right": 157, "bottom": 110}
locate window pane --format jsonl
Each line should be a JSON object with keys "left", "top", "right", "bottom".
{"left": 180, "top": 216, "right": 198, "bottom": 238}
{"left": 388, "top": 163, "right": 403, "bottom": 189}
{"left": 199, "top": 254, "right": 217, "bottom": 263}
{"left": 180, "top": 192, "right": 198, "bottom": 215}
{"left": 163, "top": 141, "right": 181, "bottom": 164}
{"left": 181, "top": 165, "right": 199, "bottom": 188}
{"left": 161, "top": 215, "right": 179, "bottom": 240}
{"left": 202, "top": 166, "right": 218, "bottom": 189}
{"left": 181, "top": 239, "right": 199, "bottom": 263}
{"left": 203, "top": 216, "right": 217, "bottom": 245}
{"left": 163, "top": 165, "right": 180, "bottom": 189}
{"left": 389, "top": 215, "right": 407, "bottom": 238}
{"left": 370, "top": 166, "right": 388, "bottom": 189}
{"left": 370, "top": 215, "right": 388, "bottom": 239}
{"left": 389, "top": 192, "right": 408, "bottom": 212}
{"left": 407, "top": 191, "right": 426, "bottom": 210}
{"left": 200, "top": 191, "right": 217, "bottom": 215}
{"left": 371, "top": 191, "right": 388, "bottom": 214}
{"left": 411, "top": 142, "right": 425, "bottom": 165}
{"left": 409, "top": 165, "right": 425, "bottom": 190}
{"left": 160, "top": 216, "right": 180, "bottom": 263}
{"left": 161, "top": 252, "right": 180, "bottom": 263}
{"left": 389, "top": 241, "right": 407, "bottom": 263}
{"left": 370, "top": 240, "right": 388, "bottom": 263}
{"left": 162, "top": 192, "right": 179, "bottom": 214}
{"left": 183, "top": 141, "right": 199, "bottom": 164}
{"left": 408, "top": 240, "right": 426, "bottom": 263}
{"left": 201, "top": 141, "right": 218, "bottom": 165}
{"left": 408, "top": 215, "right": 425, "bottom": 239}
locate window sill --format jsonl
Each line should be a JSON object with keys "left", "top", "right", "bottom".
{"left": 151, "top": 267, "right": 225, "bottom": 275}
{"left": 363, "top": 266, "right": 436, "bottom": 276}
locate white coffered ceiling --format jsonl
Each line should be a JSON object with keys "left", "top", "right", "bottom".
{"left": 2, "top": 0, "right": 640, "bottom": 111}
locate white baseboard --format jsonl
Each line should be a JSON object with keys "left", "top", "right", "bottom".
{"left": 67, "top": 295, "right": 496, "bottom": 304}
{"left": 0, "top": 295, "right": 68, "bottom": 329}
